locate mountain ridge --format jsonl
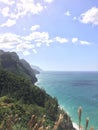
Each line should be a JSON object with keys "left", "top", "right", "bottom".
{"left": 0, "top": 50, "right": 38, "bottom": 84}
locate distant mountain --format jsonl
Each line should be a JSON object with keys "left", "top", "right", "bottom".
{"left": 31, "top": 65, "right": 43, "bottom": 72}
{"left": 0, "top": 50, "right": 4, "bottom": 55}
{"left": 0, "top": 50, "right": 38, "bottom": 84}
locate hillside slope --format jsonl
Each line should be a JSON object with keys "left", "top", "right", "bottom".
{"left": 0, "top": 50, "right": 37, "bottom": 84}
{"left": 0, "top": 69, "right": 76, "bottom": 130}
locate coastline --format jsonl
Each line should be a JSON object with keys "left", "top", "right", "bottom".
{"left": 73, "top": 122, "right": 79, "bottom": 130}
{"left": 36, "top": 84, "right": 81, "bottom": 130}
{"left": 73, "top": 122, "right": 84, "bottom": 130}
{"left": 59, "top": 105, "right": 80, "bottom": 130}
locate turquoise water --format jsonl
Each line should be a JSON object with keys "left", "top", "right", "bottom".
{"left": 36, "top": 71, "right": 98, "bottom": 129}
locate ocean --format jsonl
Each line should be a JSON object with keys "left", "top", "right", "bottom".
{"left": 36, "top": 71, "right": 98, "bottom": 129}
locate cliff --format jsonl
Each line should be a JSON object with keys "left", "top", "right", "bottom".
{"left": 0, "top": 50, "right": 38, "bottom": 84}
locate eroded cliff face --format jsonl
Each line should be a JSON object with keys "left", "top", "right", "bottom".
{"left": 0, "top": 50, "right": 38, "bottom": 84}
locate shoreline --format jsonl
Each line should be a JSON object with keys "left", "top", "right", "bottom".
{"left": 73, "top": 122, "right": 79, "bottom": 130}
{"left": 59, "top": 105, "right": 81, "bottom": 130}
{"left": 73, "top": 122, "right": 84, "bottom": 130}
{"left": 36, "top": 85, "right": 82, "bottom": 130}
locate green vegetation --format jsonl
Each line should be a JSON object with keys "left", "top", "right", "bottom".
{"left": 0, "top": 69, "right": 75, "bottom": 130}
{"left": 0, "top": 51, "right": 37, "bottom": 84}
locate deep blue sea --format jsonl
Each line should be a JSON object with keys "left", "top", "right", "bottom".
{"left": 36, "top": 71, "right": 98, "bottom": 129}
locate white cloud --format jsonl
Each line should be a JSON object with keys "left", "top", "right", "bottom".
{"left": 46, "top": 39, "right": 53, "bottom": 46}
{"left": 0, "top": 0, "right": 15, "bottom": 5}
{"left": 36, "top": 43, "right": 42, "bottom": 47}
{"left": 80, "top": 40, "right": 91, "bottom": 45}
{"left": 44, "top": 0, "right": 54, "bottom": 3}
{"left": 0, "top": 31, "right": 52, "bottom": 55}
{"left": 80, "top": 7, "right": 98, "bottom": 25}
{"left": 71, "top": 37, "right": 91, "bottom": 45}
{"left": 72, "top": 38, "right": 78, "bottom": 43}
{"left": 11, "top": 0, "right": 44, "bottom": 19}
{"left": 0, "top": 0, "right": 54, "bottom": 27}
{"left": 33, "top": 49, "right": 37, "bottom": 54}
{"left": 4, "top": 1, "right": 44, "bottom": 21}
{"left": 0, "top": 43, "right": 14, "bottom": 49}
{"left": 0, "top": 31, "right": 68, "bottom": 55}
{"left": 64, "top": 11, "right": 71, "bottom": 16}
{"left": 25, "top": 31, "right": 54, "bottom": 46}
{"left": 17, "top": 1, "right": 44, "bottom": 15}
{"left": 24, "top": 32, "right": 49, "bottom": 42}
{"left": 1, "top": 7, "right": 9, "bottom": 17}
{"left": 55, "top": 36, "right": 68, "bottom": 43}
{"left": 0, "top": 33, "right": 21, "bottom": 43}
{"left": 0, "top": 33, "right": 20, "bottom": 49}
{"left": 23, "top": 51, "right": 30, "bottom": 56}
{"left": 16, "top": 42, "right": 35, "bottom": 53}
{"left": 30, "top": 25, "right": 40, "bottom": 31}
{"left": 0, "top": 33, "right": 35, "bottom": 54}
{"left": 0, "top": 0, "right": 45, "bottom": 25}
{"left": 14, "top": 41, "right": 36, "bottom": 55}
{"left": 73, "top": 17, "right": 77, "bottom": 21}
{"left": 0, "top": 19, "right": 16, "bottom": 27}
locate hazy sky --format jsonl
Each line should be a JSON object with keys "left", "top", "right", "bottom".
{"left": 0, "top": 0, "right": 98, "bottom": 71}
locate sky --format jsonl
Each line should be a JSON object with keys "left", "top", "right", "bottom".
{"left": 0, "top": 0, "right": 98, "bottom": 71}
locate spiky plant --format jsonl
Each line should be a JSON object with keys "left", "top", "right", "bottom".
{"left": 78, "top": 106, "right": 82, "bottom": 130}
{"left": 85, "top": 117, "right": 89, "bottom": 130}
{"left": 28, "top": 115, "right": 36, "bottom": 130}
{"left": 53, "top": 114, "right": 63, "bottom": 130}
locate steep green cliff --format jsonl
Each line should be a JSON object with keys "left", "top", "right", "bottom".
{"left": 0, "top": 50, "right": 37, "bottom": 84}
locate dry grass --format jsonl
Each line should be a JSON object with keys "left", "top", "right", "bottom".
{"left": 0, "top": 107, "right": 95, "bottom": 130}
{"left": 77, "top": 107, "right": 94, "bottom": 130}
{"left": 0, "top": 113, "right": 64, "bottom": 130}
